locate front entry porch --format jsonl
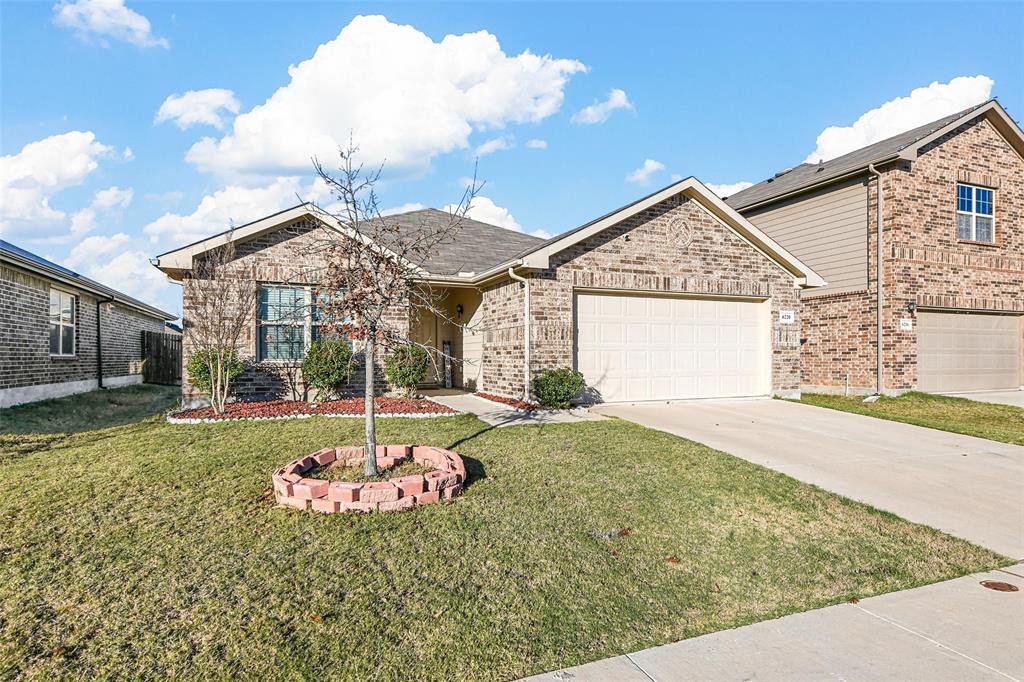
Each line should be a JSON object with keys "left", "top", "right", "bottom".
{"left": 409, "top": 286, "right": 484, "bottom": 391}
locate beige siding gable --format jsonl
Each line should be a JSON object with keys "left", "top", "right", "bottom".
{"left": 743, "top": 177, "right": 869, "bottom": 295}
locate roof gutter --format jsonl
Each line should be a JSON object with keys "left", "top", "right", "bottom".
{"left": 867, "top": 163, "right": 884, "bottom": 397}
{"left": 506, "top": 266, "right": 531, "bottom": 402}
{"left": 1, "top": 250, "right": 174, "bottom": 320}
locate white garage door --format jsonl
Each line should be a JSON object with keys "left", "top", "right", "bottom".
{"left": 918, "top": 311, "right": 1021, "bottom": 393}
{"left": 575, "top": 292, "right": 770, "bottom": 402}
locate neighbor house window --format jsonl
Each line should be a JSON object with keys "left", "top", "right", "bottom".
{"left": 49, "top": 289, "right": 76, "bottom": 356}
{"left": 257, "top": 285, "right": 345, "bottom": 361}
{"left": 956, "top": 183, "right": 995, "bottom": 243}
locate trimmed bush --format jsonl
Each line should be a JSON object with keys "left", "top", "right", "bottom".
{"left": 384, "top": 344, "right": 430, "bottom": 397}
{"left": 186, "top": 349, "right": 245, "bottom": 397}
{"left": 302, "top": 339, "right": 354, "bottom": 400}
{"left": 531, "top": 368, "right": 585, "bottom": 409}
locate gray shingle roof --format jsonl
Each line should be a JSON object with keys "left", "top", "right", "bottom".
{"left": 725, "top": 101, "right": 992, "bottom": 210}
{"left": 368, "top": 208, "right": 545, "bottom": 276}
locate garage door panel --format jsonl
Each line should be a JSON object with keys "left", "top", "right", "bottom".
{"left": 575, "top": 292, "right": 769, "bottom": 402}
{"left": 918, "top": 312, "right": 1020, "bottom": 393}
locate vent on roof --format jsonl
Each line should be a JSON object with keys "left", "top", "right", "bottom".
{"left": 816, "top": 160, "right": 825, "bottom": 172}
{"left": 773, "top": 167, "right": 795, "bottom": 178}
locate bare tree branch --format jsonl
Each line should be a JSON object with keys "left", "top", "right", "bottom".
{"left": 309, "top": 139, "right": 481, "bottom": 475}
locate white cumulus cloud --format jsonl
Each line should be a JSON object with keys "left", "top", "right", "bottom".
{"left": 443, "top": 195, "right": 550, "bottom": 238}
{"left": 571, "top": 88, "right": 633, "bottom": 125}
{"left": 704, "top": 181, "right": 753, "bottom": 198}
{"left": 155, "top": 89, "right": 241, "bottom": 130}
{"left": 64, "top": 231, "right": 132, "bottom": 268}
{"left": 68, "top": 185, "right": 133, "bottom": 237}
{"left": 804, "top": 75, "right": 994, "bottom": 163}
{"left": 475, "top": 135, "right": 514, "bottom": 157}
{"left": 63, "top": 232, "right": 178, "bottom": 315}
{"left": 53, "top": 0, "right": 168, "bottom": 48}
{"left": 525, "top": 138, "right": 547, "bottom": 149}
{"left": 184, "top": 15, "right": 586, "bottom": 180}
{"left": 382, "top": 202, "right": 427, "bottom": 216}
{"left": 142, "top": 176, "right": 328, "bottom": 246}
{"left": 626, "top": 158, "right": 665, "bottom": 185}
{"left": 0, "top": 130, "right": 112, "bottom": 239}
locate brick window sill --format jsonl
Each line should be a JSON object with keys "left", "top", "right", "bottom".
{"left": 957, "top": 239, "right": 999, "bottom": 248}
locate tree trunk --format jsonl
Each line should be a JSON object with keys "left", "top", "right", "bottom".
{"left": 363, "top": 332, "right": 379, "bottom": 477}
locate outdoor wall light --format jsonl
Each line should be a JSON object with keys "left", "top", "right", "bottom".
{"left": 456, "top": 303, "right": 464, "bottom": 319}
{"left": 907, "top": 301, "right": 917, "bottom": 314}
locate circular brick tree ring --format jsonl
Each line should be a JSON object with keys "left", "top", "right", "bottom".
{"left": 272, "top": 445, "right": 466, "bottom": 513}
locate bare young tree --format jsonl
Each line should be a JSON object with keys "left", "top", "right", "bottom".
{"left": 182, "top": 235, "right": 258, "bottom": 414}
{"left": 312, "top": 141, "right": 479, "bottom": 477}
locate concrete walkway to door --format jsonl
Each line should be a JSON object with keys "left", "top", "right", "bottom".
{"left": 595, "top": 399, "right": 1024, "bottom": 559}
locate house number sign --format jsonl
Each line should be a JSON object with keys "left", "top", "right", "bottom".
{"left": 779, "top": 310, "right": 796, "bottom": 324}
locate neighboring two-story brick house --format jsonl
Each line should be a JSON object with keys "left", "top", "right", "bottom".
{"left": 1, "top": 240, "right": 175, "bottom": 407}
{"left": 154, "top": 179, "right": 823, "bottom": 406}
{"left": 727, "top": 100, "right": 1023, "bottom": 395}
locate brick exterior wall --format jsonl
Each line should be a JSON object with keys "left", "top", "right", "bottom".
{"left": 479, "top": 194, "right": 803, "bottom": 400}
{"left": 799, "top": 116, "right": 1024, "bottom": 394}
{"left": 0, "top": 263, "right": 165, "bottom": 404}
{"left": 180, "top": 218, "right": 409, "bottom": 405}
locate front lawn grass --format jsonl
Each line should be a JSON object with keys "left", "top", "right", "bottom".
{"left": 0, "top": 400, "right": 1009, "bottom": 680}
{"left": 799, "top": 391, "right": 1024, "bottom": 446}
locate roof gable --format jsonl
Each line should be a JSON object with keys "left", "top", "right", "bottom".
{"left": 517, "top": 177, "right": 826, "bottom": 288}
{"left": 727, "top": 100, "right": 1023, "bottom": 211}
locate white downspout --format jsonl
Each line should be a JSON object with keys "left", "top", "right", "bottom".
{"left": 868, "top": 163, "right": 884, "bottom": 396}
{"left": 507, "top": 267, "right": 531, "bottom": 402}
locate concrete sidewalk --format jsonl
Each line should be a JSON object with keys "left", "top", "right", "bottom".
{"left": 522, "top": 564, "right": 1024, "bottom": 682}
{"left": 427, "top": 392, "right": 604, "bottom": 428}
{"left": 595, "top": 399, "right": 1024, "bottom": 559}
{"left": 947, "top": 390, "right": 1024, "bottom": 408}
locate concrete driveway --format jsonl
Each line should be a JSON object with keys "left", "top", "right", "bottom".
{"left": 594, "top": 399, "right": 1024, "bottom": 559}
{"left": 947, "top": 389, "right": 1024, "bottom": 408}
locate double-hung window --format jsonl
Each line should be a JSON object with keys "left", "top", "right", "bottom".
{"left": 956, "top": 183, "right": 995, "bottom": 243}
{"left": 49, "top": 289, "right": 76, "bottom": 356}
{"left": 257, "top": 285, "right": 346, "bottom": 361}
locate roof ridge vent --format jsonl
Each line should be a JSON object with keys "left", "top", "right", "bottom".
{"left": 773, "top": 167, "right": 795, "bottom": 178}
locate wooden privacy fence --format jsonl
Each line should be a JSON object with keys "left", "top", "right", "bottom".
{"left": 142, "top": 331, "right": 182, "bottom": 385}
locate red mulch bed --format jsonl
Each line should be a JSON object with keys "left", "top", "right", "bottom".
{"left": 475, "top": 392, "right": 538, "bottom": 412}
{"left": 171, "top": 397, "right": 457, "bottom": 421}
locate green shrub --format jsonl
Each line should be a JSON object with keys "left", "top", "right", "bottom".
{"left": 531, "top": 367, "right": 585, "bottom": 409}
{"left": 384, "top": 344, "right": 430, "bottom": 397}
{"left": 186, "top": 349, "right": 245, "bottom": 396}
{"left": 302, "top": 339, "right": 354, "bottom": 400}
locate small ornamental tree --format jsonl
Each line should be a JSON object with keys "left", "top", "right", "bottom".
{"left": 186, "top": 349, "right": 245, "bottom": 397}
{"left": 302, "top": 338, "right": 354, "bottom": 400}
{"left": 384, "top": 344, "right": 430, "bottom": 397}
{"left": 182, "top": 235, "right": 258, "bottom": 414}
{"left": 312, "top": 140, "right": 479, "bottom": 476}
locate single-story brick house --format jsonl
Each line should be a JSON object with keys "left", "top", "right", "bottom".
{"left": 727, "top": 100, "right": 1023, "bottom": 395}
{"left": 154, "top": 178, "right": 824, "bottom": 406}
{"left": 1, "top": 240, "right": 176, "bottom": 408}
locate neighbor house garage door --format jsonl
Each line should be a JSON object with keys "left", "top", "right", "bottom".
{"left": 575, "top": 292, "right": 770, "bottom": 402}
{"left": 917, "top": 311, "right": 1021, "bottom": 393}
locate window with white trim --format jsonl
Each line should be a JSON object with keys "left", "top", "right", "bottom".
{"left": 257, "top": 285, "right": 346, "bottom": 361}
{"left": 956, "top": 183, "right": 995, "bottom": 243}
{"left": 49, "top": 289, "right": 76, "bottom": 356}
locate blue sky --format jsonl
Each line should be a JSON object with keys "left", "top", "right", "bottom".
{"left": 2, "top": 1, "right": 1022, "bottom": 317}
